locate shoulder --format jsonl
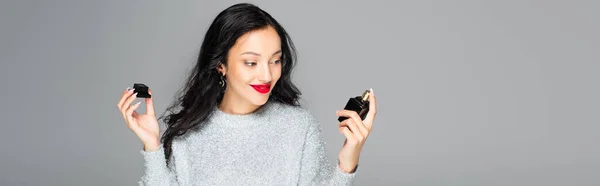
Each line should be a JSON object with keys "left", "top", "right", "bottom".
{"left": 268, "top": 101, "right": 321, "bottom": 133}
{"left": 269, "top": 101, "right": 317, "bottom": 123}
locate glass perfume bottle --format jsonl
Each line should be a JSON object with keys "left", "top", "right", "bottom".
{"left": 338, "top": 89, "right": 370, "bottom": 122}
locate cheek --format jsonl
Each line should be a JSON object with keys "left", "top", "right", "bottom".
{"left": 228, "top": 65, "right": 253, "bottom": 86}
{"left": 271, "top": 66, "right": 282, "bottom": 82}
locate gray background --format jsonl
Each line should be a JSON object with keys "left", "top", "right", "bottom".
{"left": 1, "top": 0, "right": 598, "bottom": 185}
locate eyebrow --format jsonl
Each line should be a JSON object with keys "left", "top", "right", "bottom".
{"left": 240, "top": 50, "right": 282, "bottom": 57}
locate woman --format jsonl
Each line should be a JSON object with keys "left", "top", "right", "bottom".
{"left": 116, "top": 3, "right": 377, "bottom": 186}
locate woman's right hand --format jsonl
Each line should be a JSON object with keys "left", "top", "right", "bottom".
{"left": 117, "top": 87, "right": 160, "bottom": 152}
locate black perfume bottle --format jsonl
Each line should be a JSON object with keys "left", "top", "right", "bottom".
{"left": 133, "top": 83, "right": 151, "bottom": 98}
{"left": 338, "top": 89, "right": 370, "bottom": 122}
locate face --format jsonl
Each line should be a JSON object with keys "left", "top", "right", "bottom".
{"left": 217, "top": 26, "right": 282, "bottom": 106}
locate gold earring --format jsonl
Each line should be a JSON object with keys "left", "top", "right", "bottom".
{"left": 218, "top": 74, "right": 226, "bottom": 87}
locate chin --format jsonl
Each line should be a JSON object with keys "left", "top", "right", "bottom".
{"left": 249, "top": 95, "right": 270, "bottom": 106}
{"left": 245, "top": 83, "right": 275, "bottom": 106}
{"left": 245, "top": 89, "right": 271, "bottom": 106}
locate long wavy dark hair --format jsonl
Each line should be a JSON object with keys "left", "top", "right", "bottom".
{"left": 157, "top": 3, "right": 301, "bottom": 166}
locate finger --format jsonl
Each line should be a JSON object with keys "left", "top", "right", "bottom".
{"left": 129, "top": 110, "right": 140, "bottom": 126}
{"left": 119, "top": 89, "right": 136, "bottom": 111}
{"left": 120, "top": 92, "right": 138, "bottom": 121}
{"left": 118, "top": 88, "right": 134, "bottom": 119}
{"left": 117, "top": 87, "right": 135, "bottom": 109}
{"left": 146, "top": 89, "right": 155, "bottom": 116}
{"left": 126, "top": 101, "right": 141, "bottom": 117}
{"left": 126, "top": 101, "right": 142, "bottom": 129}
{"left": 337, "top": 110, "right": 369, "bottom": 137}
{"left": 353, "top": 118, "right": 370, "bottom": 138}
{"left": 363, "top": 88, "right": 377, "bottom": 129}
{"left": 120, "top": 92, "right": 138, "bottom": 113}
{"left": 339, "top": 118, "right": 364, "bottom": 141}
{"left": 340, "top": 127, "right": 358, "bottom": 145}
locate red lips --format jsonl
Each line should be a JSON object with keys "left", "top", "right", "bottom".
{"left": 250, "top": 84, "right": 271, "bottom": 94}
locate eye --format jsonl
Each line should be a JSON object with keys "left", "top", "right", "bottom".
{"left": 270, "top": 59, "right": 281, "bottom": 64}
{"left": 245, "top": 61, "right": 257, "bottom": 66}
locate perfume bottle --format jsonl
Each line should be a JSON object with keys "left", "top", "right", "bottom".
{"left": 338, "top": 89, "right": 370, "bottom": 122}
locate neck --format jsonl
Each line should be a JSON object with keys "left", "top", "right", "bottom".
{"left": 218, "top": 89, "right": 260, "bottom": 115}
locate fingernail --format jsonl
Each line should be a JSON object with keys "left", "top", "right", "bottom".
{"left": 133, "top": 92, "right": 138, "bottom": 97}
{"left": 129, "top": 88, "right": 135, "bottom": 93}
{"left": 136, "top": 101, "right": 141, "bottom": 105}
{"left": 370, "top": 88, "right": 374, "bottom": 96}
{"left": 126, "top": 87, "right": 130, "bottom": 91}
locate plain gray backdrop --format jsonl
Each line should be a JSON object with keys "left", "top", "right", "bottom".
{"left": 1, "top": 0, "right": 598, "bottom": 185}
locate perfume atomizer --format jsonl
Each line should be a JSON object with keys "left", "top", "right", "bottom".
{"left": 338, "top": 89, "right": 370, "bottom": 122}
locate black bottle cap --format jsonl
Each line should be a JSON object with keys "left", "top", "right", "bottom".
{"left": 133, "top": 83, "right": 151, "bottom": 98}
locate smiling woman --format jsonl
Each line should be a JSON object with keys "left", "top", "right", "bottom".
{"left": 216, "top": 26, "right": 284, "bottom": 110}
{"left": 116, "top": 2, "right": 377, "bottom": 186}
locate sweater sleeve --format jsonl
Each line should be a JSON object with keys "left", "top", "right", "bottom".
{"left": 298, "top": 113, "right": 356, "bottom": 186}
{"left": 138, "top": 144, "right": 180, "bottom": 186}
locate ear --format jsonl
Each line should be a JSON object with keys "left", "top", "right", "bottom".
{"left": 216, "top": 62, "right": 227, "bottom": 76}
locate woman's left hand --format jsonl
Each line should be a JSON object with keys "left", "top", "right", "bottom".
{"left": 335, "top": 88, "right": 377, "bottom": 173}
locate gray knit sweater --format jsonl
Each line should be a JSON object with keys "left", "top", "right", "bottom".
{"left": 138, "top": 100, "right": 356, "bottom": 185}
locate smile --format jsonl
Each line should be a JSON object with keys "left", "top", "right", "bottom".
{"left": 250, "top": 84, "right": 271, "bottom": 94}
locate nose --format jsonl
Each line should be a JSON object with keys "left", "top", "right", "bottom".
{"left": 257, "top": 62, "right": 272, "bottom": 83}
